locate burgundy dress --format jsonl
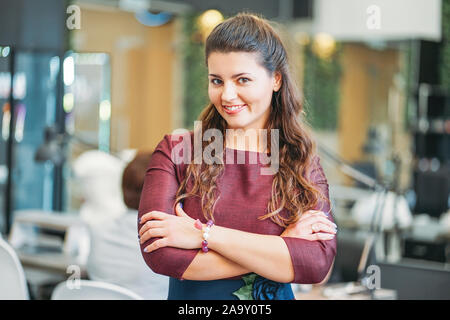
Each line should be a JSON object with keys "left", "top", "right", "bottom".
{"left": 138, "top": 132, "right": 337, "bottom": 300}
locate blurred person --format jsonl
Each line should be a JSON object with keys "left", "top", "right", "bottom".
{"left": 86, "top": 152, "right": 169, "bottom": 299}
{"left": 137, "top": 13, "right": 337, "bottom": 300}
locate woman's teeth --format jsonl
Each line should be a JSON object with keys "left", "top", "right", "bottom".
{"left": 224, "top": 104, "right": 246, "bottom": 111}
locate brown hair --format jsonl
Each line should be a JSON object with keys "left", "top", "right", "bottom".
{"left": 122, "top": 152, "right": 153, "bottom": 210}
{"left": 175, "top": 13, "right": 325, "bottom": 227}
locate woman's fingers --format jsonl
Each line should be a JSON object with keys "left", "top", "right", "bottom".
{"left": 143, "top": 238, "right": 168, "bottom": 253}
{"left": 139, "top": 210, "right": 167, "bottom": 225}
{"left": 299, "top": 210, "right": 328, "bottom": 221}
{"left": 139, "top": 220, "right": 165, "bottom": 238}
{"left": 311, "top": 222, "right": 337, "bottom": 235}
{"left": 139, "top": 227, "right": 166, "bottom": 244}
{"left": 301, "top": 214, "right": 337, "bottom": 230}
{"left": 175, "top": 202, "right": 188, "bottom": 217}
{"left": 282, "top": 212, "right": 337, "bottom": 239}
{"left": 303, "top": 233, "right": 335, "bottom": 241}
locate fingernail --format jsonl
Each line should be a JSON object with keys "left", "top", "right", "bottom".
{"left": 138, "top": 218, "right": 142, "bottom": 224}
{"left": 194, "top": 219, "right": 203, "bottom": 230}
{"left": 144, "top": 248, "right": 148, "bottom": 252}
{"left": 138, "top": 235, "right": 140, "bottom": 240}
{"left": 180, "top": 202, "right": 183, "bottom": 209}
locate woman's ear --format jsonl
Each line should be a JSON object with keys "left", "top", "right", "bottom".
{"left": 273, "top": 72, "right": 282, "bottom": 92}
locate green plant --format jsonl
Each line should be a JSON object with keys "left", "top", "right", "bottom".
{"left": 302, "top": 43, "right": 342, "bottom": 131}
{"left": 181, "top": 13, "right": 209, "bottom": 129}
{"left": 440, "top": 0, "right": 450, "bottom": 90}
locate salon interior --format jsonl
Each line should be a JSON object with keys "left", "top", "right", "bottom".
{"left": 0, "top": 0, "right": 449, "bottom": 300}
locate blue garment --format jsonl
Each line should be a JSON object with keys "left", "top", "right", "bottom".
{"left": 167, "top": 276, "right": 295, "bottom": 300}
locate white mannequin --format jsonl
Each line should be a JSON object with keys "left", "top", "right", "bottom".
{"left": 73, "top": 150, "right": 169, "bottom": 299}
{"left": 72, "top": 150, "right": 128, "bottom": 226}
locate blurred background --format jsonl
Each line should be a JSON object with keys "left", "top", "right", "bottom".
{"left": 0, "top": 0, "right": 449, "bottom": 300}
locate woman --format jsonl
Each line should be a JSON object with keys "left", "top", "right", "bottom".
{"left": 138, "top": 13, "right": 337, "bottom": 300}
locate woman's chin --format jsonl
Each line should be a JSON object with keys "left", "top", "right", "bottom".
{"left": 225, "top": 120, "right": 249, "bottom": 130}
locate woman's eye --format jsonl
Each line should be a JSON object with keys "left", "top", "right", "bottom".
{"left": 238, "top": 77, "right": 250, "bottom": 84}
{"left": 211, "top": 78, "right": 222, "bottom": 85}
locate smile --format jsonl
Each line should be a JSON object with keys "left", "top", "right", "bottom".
{"left": 223, "top": 104, "right": 247, "bottom": 114}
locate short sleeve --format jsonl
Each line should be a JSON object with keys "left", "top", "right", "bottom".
{"left": 281, "top": 155, "right": 337, "bottom": 284}
{"left": 138, "top": 134, "right": 198, "bottom": 279}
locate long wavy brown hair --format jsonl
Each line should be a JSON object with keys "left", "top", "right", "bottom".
{"left": 174, "top": 13, "right": 326, "bottom": 228}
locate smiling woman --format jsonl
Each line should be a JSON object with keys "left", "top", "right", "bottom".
{"left": 137, "top": 13, "right": 337, "bottom": 300}
{"left": 208, "top": 51, "right": 281, "bottom": 132}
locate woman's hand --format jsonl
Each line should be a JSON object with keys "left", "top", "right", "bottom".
{"left": 138, "top": 203, "right": 203, "bottom": 253}
{"left": 281, "top": 210, "right": 337, "bottom": 241}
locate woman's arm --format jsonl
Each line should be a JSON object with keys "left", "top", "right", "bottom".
{"left": 180, "top": 210, "right": 335, "bottom": 282}
{"left": 279, "top": 156, "right": 337, "bottom": 284}
{"left": 141, "top": 153, "right": 336, "bottom": 283}
{"left": 182, "top": 250, "right": 251, "bottom": 280}
{"left": 182, "top": 210, "right": 336, "bottom": 283}
{"left": 140, "top": 205, "right": 335, "bottom": 282}
{"left": 203, "top": 158, "right": 338, "bottom": 283}
{"left": 141, "top": 203, "right": 336, "bottom": 283}
{"left": 138, "top": 134, "right": 250, "bottom": 280}
{"left": 200, "top": 226, "right": 295, "bottom": 283}
{"left": 140, "top": 206, "right": 294, "bottom": 282}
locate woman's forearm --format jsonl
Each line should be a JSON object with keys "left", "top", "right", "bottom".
{"left": 181, "top": 227, "right": 294, "bottom": 282}
{"left": 182, "top": 249, "right": 251, "bottom": 280}
{"left": 207, "top": 226, "right": 294, "bottom": 283}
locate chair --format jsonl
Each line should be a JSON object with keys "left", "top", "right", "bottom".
{"left": 51, "top": 280, "right": 144, "bottom": 300}
{"left": 0, "top": 237, "right": 30, "bottom": 300}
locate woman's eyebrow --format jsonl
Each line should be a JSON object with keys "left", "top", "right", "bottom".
{"left": 208, "top": 73, "right": 252, "bottom": 78}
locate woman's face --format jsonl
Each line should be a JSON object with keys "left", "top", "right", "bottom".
{"left": 208, "top": 51, "right": 281, "bottom": 131}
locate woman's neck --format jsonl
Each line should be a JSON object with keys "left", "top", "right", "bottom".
{"left": 225, "top": 128, "right": 269, "bottom": 153}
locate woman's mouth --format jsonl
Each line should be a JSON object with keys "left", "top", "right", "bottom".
{"left": 222, "top": 104, "right": 247, "bottom": 114}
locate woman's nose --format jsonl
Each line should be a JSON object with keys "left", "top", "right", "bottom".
{"left": 221, "top": 82, "right": 237, "bottom": 101}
